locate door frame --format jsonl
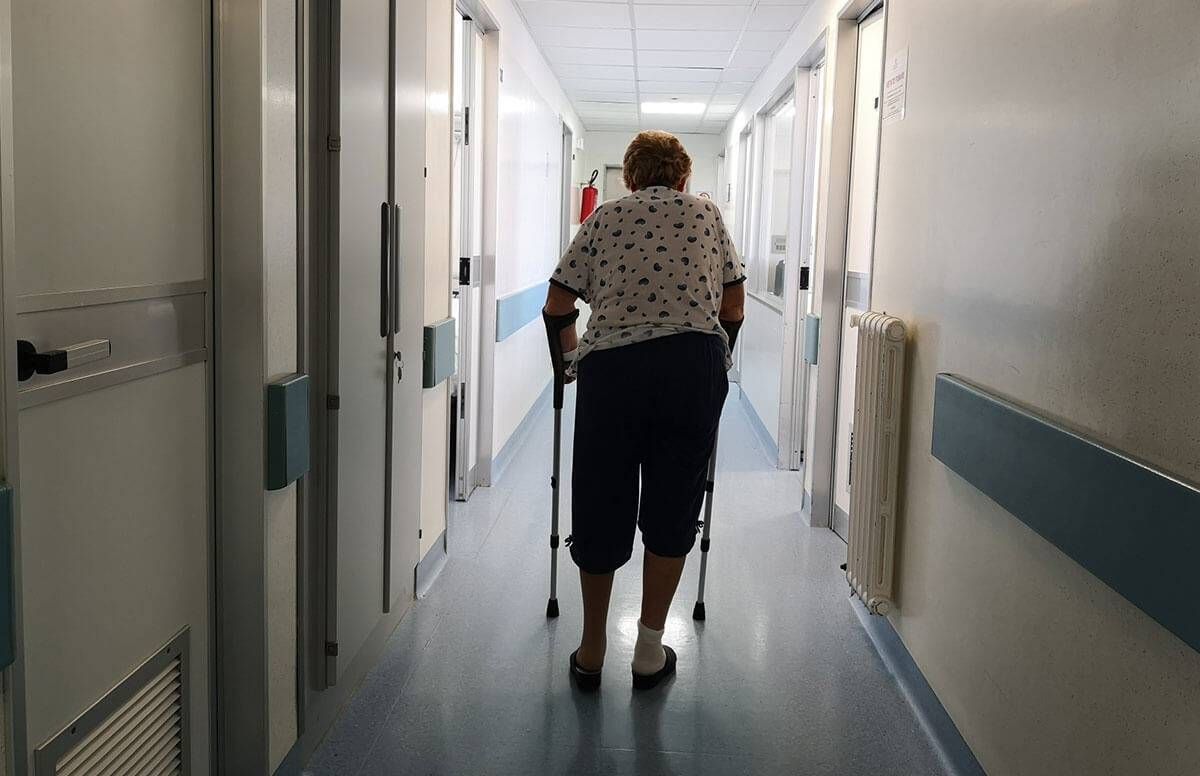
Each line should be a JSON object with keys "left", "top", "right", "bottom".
{"left": 451, "top": 11, "right": 487, "bottom": 502}
{"left": 809, "top": 0, "right": 888, "bottom": 531}
{"left": 0, "top": 1, "right": 24, "bottom": 769}
{"left": 777, "top": 42, "right": 828, "bottom": 472}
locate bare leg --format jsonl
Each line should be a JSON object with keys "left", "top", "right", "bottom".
{"left": 577, "top": 570, "right": 614, "bottom": 671}
{"left": 640, "top": 550, "right": 686, "bottom": 630}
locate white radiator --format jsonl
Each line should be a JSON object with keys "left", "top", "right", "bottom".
{"left": 845, "top": 311, "right": 907, "bottom": 615}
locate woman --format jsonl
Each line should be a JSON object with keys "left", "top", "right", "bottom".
{"left": 544, "top": 130, "right": 746, "bottom": 691}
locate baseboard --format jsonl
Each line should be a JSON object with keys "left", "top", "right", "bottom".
{"left": 288, "top": 596, "right": 414, "bottom": 772}
{"left": 273, "top": 737, "right": 305, "bottom": 776}
{"left": 415, "top": 529, "right": 448, "bottom": 599}
{"left": 492, "top": 381, "right": 552, "bottom": 486}
{"left": 851, "top": 600, "right": 987, "bottom": 776}
{"left": 735, "top": 385, "right": 779, "bottom": 463}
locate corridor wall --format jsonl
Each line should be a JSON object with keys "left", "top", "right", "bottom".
{"left": 870, "top": 3, "right": 1200, "bottom": 774}
{"left": 580, "top": 131, "right": 725, "bottom": 206}
{"left": 485, "top": 1, "right": 584, "bottom": 475}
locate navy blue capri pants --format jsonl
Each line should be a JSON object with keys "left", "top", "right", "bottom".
{"left": 568, "top": 332, "right": 729, "bottom": 575}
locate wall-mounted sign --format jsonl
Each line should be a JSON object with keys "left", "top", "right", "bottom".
{"left": 883, "top": 47, "right": 908, "bottom": 124}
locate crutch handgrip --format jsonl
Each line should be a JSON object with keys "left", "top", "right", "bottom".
{"left": 720, "top": 316, "right": 743, "bottom": 352}
{"left": 543, "top": 308, "right": 580, "bottom": 409}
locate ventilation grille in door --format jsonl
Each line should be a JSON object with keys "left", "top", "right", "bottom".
{"left": 35, "top": 629, "right": 189, "bottom": 776}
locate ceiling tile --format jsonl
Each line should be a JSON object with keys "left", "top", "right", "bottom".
{"left": 577, "top": 100, "right": 639, "bottom": 113}
{"left": 737, "top": 30, "right": 789, "bottom": 50}
{"left": 561, "top": 76, "right": 636, "bottom": 90}
{"left": 637, "top": 66, "right": 722, "bottom": 82}
{"left": 520, "top": 1, "right": 631, "bottom": 28}
{"left": 728, "top": 49, "right": 772, "bottom": 69}
{"left": 714, "top": 81, "right": 748, "bottom": 94}
{"left": 745, "top": 4, "right": 805, "bottom": 30}
{"left": 633, "top": 5, "right": 749, "bottom": 30}
{"left": 554, "top": 63, "right": 636, "bottom": 79}
{"left": 533, "top": 26, "right": 634, "bottom": 48}
{"left": 721, "top": 66, "right": 762, "bottom": 82}
{"left": 635, "top": 29, "right": 739, "bottom": 50}
{"left": 637, "top": 49, "right": 729, "bottom": 68}
{"left": 638, "top": 80, "right": 715, "bottom": 94}
{"left": 573, "top": 91, "right": 640, "bottom": 102}
{"left": 545, "top": 46, "right": 634, "bottom": 65}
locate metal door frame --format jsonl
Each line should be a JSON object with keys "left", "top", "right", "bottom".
{"left": 810, "top": 0, "right": 888, "bottom": 533}
{"left": 452, "top": 13, "right": 485, "bottom": 502}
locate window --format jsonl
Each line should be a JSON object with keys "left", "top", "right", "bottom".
{"left": 751, "top": 93, "right": 796, "bottom": 301}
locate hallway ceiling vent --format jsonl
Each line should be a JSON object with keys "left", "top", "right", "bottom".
{"left": 35, "top": 629, "right": 189, "bottom": 776}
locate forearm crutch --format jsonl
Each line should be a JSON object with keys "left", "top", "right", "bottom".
{"left": 542, "top": 308, "right": 579, "bottom": 619}
{"left": 693, "top": 317, "right": 743, "bottom": 622}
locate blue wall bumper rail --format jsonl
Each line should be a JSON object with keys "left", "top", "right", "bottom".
{"left": 931, "top": 373, "right": 1200, "bottom": 653}
{"left": 496, "top": 282, "right": 549, "bottom": 342}
{"left": 267, "top": 374, "right": 311, "bottom": 491}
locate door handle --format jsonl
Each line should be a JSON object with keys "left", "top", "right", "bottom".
{"left": 17, "top": 338, "right": 111, "bottom": 382}
{"left": 380, "top": 202, "right": 391, "bottom": 338}
{"left": 391, "top": 204, "right": 402, "bottom": 335}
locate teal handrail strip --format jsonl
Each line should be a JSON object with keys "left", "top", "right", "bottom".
{"left": 931, "top": 374, "right": 1200, "bottom": 653}
{"left": 496, "top": 282, "right": 549, "bottom": 342}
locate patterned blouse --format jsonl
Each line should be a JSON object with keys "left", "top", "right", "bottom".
{"left": 550, "top": 186, "right": 746, "bottom": 372}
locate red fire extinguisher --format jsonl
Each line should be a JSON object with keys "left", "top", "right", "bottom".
{"left": 580, "top": 169, "right": 599, "bottom": 223}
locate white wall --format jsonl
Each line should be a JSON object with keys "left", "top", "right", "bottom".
{"left": 581, "top": 130, "right": 725, "bottom": 205}
{"left": 421, "top": 0, "right": 452, "bottom": 558}
{"left": 486, "top": 2, "right": 585, "bottom": 463}
{"left": 725, "top": 0, "right": 867, "bottom": 498}
{"left": 740, "top": 295, "right": 783, "bottom": 445}
{"left": 873, "top": 2, "right": 1200, "bottom": 774}
{"left": 737, "top": 0, "right": 1200, "bottom": 773}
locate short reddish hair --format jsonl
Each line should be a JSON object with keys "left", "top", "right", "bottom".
{"left": 623, "top": 131, "right": 693, "bottom": 190}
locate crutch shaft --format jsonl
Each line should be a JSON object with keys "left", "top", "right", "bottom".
{"left": 693, "top": 432, "right": 719, "bottom": 620}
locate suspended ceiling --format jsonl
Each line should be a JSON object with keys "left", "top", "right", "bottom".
{"left": 519, "top": 0, "right": 810, "bottom": 135}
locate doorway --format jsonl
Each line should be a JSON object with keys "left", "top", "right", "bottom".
{"left": 830, "top": 6, "right": 885, "bottom": 540}
{"left": 450, "top": 13, "right": 487, "bottom": 502}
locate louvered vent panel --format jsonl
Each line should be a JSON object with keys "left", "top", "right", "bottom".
{"left": 35, "top": 630, "right": 188, "bottom": 776}
{"left": 55, "top": 657, "right": 182, "bottom": 776}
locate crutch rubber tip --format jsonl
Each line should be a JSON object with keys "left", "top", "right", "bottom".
{"left": 547, "top": 598, "right": 560, "bottom": 618}
{"left": 692, "top": 602, "right": 706, "bottom": 621}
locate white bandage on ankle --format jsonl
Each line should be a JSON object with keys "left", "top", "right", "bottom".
{"left": 632, "top": 620, "right": 667, "bottom": 675}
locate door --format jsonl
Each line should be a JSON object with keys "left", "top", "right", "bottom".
{"left": 782, "top": 63, "right": 827, "bottom": 471}
{"left": 320, "top": 0, "right": 425, "bottom": 687}
{"left": 831, "top": 8, "right": 885, "bottom": 540}
{"left": 325, "top": 0, "right": 392, "bottom": 684}
{"left": 7, "top": 1, "right": 212, "bottom": 770}
{"left": 451, "top": 16, "right": 485, "bottom": 502}
{"left": 603, "top": 165, "right": 629, "bottom": 202}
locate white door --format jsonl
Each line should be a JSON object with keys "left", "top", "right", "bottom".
{"left": 326, "top": 0, "right": 393, "bottom": 684}
{"left": 832, "top": 8, "right": 885, "bottom": 541}
{"left": 7, "top": 1, "right": 212, "bottom": 770}
{"left": 451, "top": 17, "right": 485, "bottom": 502}
{"left": 322, "top": 0, "right": 426, "bottom": 686}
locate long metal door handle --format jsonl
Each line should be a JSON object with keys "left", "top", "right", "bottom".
{"left": 380, "top": 202, "right": 390, "bottom": 338}
{"left": 392, "top": 204, "right": 403, "bottom": 334}
{"left": 16, "top": 338, "right": 111, "bottom": 382}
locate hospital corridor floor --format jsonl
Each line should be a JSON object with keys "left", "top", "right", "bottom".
{"left": 304, "top": 387, "right": 950, "bottom": 775}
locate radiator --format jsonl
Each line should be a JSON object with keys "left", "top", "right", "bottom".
{"left": 845, "top": 311, "right": 907, "bottom": 615}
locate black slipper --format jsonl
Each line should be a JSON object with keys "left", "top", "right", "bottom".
{"left": 570, "top": 650, "right": 602, "bottom": 692}
{"left": 632, "top": 645, "right": 677, "bottom": 690}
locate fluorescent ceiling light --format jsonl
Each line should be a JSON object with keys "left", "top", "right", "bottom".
{"left": 641, "top": 101, "right": 706, "bottom": 115}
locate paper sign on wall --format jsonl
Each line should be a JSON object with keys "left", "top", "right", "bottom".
{"left": 882, "top": 48, "right": 908, "bottom": 124}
